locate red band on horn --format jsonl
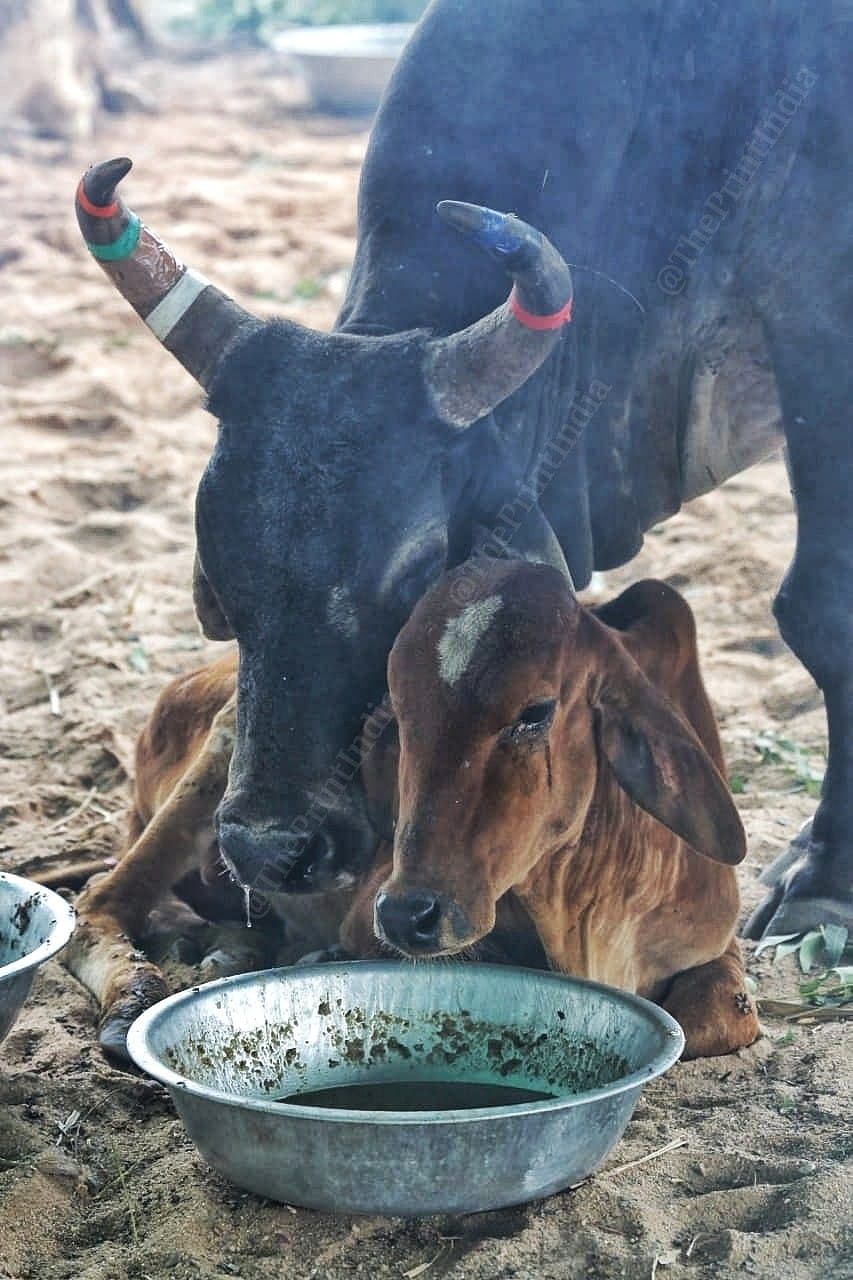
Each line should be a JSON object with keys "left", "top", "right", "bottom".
{"left": 76, "top": 180, "right": 120, "bottom": 219}
{"left": 509, "top": 286, "right": 573, "bottom": 331}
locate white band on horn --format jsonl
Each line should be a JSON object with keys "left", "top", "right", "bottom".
{"left": 145, "top": 268, "right": 211, "bottom": 341}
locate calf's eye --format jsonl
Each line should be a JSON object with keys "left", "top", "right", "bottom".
{"left": 505, "top": 699, "right": 557, "bottom": 742}
{"left": 518, "top": 700, "right": 556, "bottom": 728}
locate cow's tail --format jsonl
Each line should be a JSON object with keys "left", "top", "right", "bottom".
{"left": 75, "top": 158, "right": 257, "bottom": 389}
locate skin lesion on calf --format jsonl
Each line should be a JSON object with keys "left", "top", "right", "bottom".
{"left": 531, "top": 664, "right": 759, "bottom": 1052}
{"left": 508, "top": 811, "right": 759, "bottom": 1059}
{"left": 551, "top": 590, "right": 758, "bottom": 1055}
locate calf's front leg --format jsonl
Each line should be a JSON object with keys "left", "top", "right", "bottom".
{"left": 65, "top": 702, "right": 235, "bottom": 1058}
{"left": 662, "top": 938, "right": 760, "bottom": 1059}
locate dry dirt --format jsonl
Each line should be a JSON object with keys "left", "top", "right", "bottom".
{"left": 0, "top": 49, "right": 851, "bottom": 1280}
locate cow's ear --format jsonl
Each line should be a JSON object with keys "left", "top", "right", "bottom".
{"left": 468, "top": 506, "right": 574, "bottom": 582}
{"left": 360, "top": 712, "right": 399, "bottom": 842}
{"left": 591, "top": 665, "right": 746, "bottom": 865}
{"left": 193, "top": 552, "right": 234, "bottom": 640}
{"left": 507, "top": 506, "right": 574, "bottom": 582}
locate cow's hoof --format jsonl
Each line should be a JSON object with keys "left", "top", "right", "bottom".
{"left": 743, "top": 822, "right": 853, "bottom": 939}
{"left": 98, "top": 1011, "right": 136, "bottom": 1062}
{"left": 97, "top": 976, "right": 170, "bottom": 1063}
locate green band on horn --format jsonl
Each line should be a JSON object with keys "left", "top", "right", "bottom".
{"left": 87, "top": 214, "right": 142, "bottom": 262}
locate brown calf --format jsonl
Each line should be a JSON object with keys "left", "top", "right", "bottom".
{"left": 64, "top": 651, "right": 361, "bottom": 1056}
{"left": 360, "top": 561, "right": 760, "bottom": 1059}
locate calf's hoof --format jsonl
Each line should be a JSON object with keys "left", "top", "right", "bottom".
{"left": 662, "top": 941, "right": 761, "bottom": 1059}
{"left": 743, "top": 822, "right": 853, "bottom": 939}
{"left": 664, "top": 986, "right": 760, "bottom": 1060}
{"left": 97, "top": 969, "right": 170, "bottom": 1062}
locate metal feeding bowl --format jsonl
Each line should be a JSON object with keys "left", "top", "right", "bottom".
{"left": 0, "top": 872, "right": 76, "bottom": 1046}
{"left": 128, "top": 962, "right": 684, "bottom": 1215}
{"left": 273, "top": 24, "right": 416, "bottom": 115}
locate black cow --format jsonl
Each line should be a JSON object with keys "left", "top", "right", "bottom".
{"left": 76, "top": 0, "right": 852, "bottom": 941}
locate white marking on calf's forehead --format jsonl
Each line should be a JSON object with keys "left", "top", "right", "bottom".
{"left": 326, "top": 585, "right": 359, "bottom": 639}
{"left": 438, "top": 595, "right": 503, "bottom": 687}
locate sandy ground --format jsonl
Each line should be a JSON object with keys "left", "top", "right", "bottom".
{"left": 0, "top": 49, "right": 851, "bottom": 1280}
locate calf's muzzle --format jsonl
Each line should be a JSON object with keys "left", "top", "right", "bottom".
{"left": 374, "top": 888, "right": 473, "bottom": 956}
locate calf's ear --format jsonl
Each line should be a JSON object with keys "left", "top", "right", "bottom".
{"left": 192, "top": 552, "right": 234, "bottom": 641}
{"left": 592, "top": 667, "right": 746, "bottom": 865}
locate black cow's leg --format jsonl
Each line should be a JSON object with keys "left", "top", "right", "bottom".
{"left": 743, "top": 328, "right": 853, "bottom": 939}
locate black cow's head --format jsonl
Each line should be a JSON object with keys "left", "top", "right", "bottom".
{"left": 76, "top": 161, "right": 573, "bottom": 897}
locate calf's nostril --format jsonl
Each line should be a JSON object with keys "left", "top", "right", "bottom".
{"left": 375, "top": 890, "right": 444, "bottom": 950}
{"left": 410, "top": 894, "right": 442, "bottom": 940}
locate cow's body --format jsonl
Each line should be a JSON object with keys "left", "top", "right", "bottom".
{"left": 364, "top": 563, "right": 760, "bottom": 1059}
{"left": 343, "top": 0, "right": 800, "bottom": 575}
{"left": 75, "top": 0, "right": 853, "bottom": 941}
{"left": 343, "top": 1, "right": 853, "bottom": 942}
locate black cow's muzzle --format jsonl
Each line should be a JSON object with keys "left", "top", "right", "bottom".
{"left": 216, "top": 814, "right": 362, "bottom": 896}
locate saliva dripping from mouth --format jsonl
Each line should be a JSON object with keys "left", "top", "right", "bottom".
{"left": 221, "top": 862, "right": 255, "bottom": 928}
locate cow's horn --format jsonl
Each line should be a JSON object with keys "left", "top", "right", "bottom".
{"left": 424, "top": 202, "right": 573, "bottom": 430}
{"left": 75, "top": 158, "right": 257, "bottom": 389}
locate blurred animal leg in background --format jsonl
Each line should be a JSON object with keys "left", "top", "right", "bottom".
{"left": 745, "top": 306, "right": 853, "bottom": 939}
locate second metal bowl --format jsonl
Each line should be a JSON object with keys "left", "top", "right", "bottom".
{"left": 273, "top": 24, "right": 416, "bottom": 114}
{"left": 0, "top": 872, "right": 76, "bottom": 1046}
